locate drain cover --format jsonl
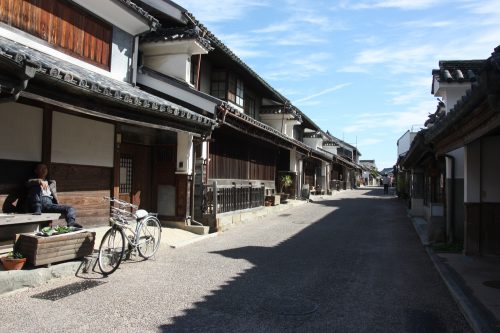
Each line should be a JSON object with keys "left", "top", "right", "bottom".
{"left": 262, "top": 296, "right": 318, "bottom": 316}
{"left": 278, "top": 214, "right": 292, "bottom": 217}
{"left": 32, "top": 280, "right": 106, "bottom": 301}
{"left": 483, "top": 280, "right": 500, "bottom": 289}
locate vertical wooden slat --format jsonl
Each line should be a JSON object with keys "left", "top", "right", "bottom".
{"left": 0, "top": 0, "right": 111, "bottom": 69}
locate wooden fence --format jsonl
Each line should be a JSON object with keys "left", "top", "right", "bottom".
{"left": 203, "top": 182, "right": 265, "bottom": 215}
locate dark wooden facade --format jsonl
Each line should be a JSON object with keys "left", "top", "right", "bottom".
{"left": 209, "top": 127, "right": 276, "bottom": 182}
{"left": 0, "top": 0, "right": 112, "bottom": 69}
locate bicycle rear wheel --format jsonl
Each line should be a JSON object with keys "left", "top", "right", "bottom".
{"left": 98, "top": 227, "right": 125, "bottom": 275}
{"left": 137, "top": 216, "right": 162, "bottom": 259}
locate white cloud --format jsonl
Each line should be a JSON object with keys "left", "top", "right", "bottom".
{"left": 343, "top": 99, "right": 434, "bottom": 134}
{"left": 348, "top": 0, "right": 444, "bottom": 10}
{"left": 294, "top": 83, "right": 352, "bottom": 103}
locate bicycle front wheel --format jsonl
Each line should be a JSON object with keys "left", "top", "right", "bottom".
{"left": 98, "top": 227, "right": 125, "bottom": 275}
{"left": 137, "top": 216, "right": 162, "bottom": 259}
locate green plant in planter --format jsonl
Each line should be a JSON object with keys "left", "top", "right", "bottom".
{"left": 280, "top": 175, "right": 293, "bottom": 193}
{"left": 1, "top": 251, "right": 26, "bottom": 270}
{"left": 7, "top": 251, "right": 24, "bottom": 259}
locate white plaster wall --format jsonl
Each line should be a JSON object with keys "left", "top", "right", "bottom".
{"left": 481, "top": 136, "right": 500, "bottom": 202}
{"left": 51, "top": 112, "right": 114, "bottom": 167}
{"left": 143, "top": 54, "right": 190, "bottom": 83}
{"left": 445, "top": 86, "right": 471, "bottom": 113}
{"left": 176, "top": 132, "right": 193, "bottom": 174}
{"left": 303, "top": 137, "right": 322, "bottom": 150}
{"left": 0, "top": 102, "right": 43, "bottom": 161}
{"left": 446, "top": 147, "right": 465, "bottom": 179}
{"left": 465, "top": 140, "right": 481, "bottom": 203}
{"left": 322, "top": 145, "right": 338, "bottom": 155}
{"left": 397, "top": 131, "right": 417, "bottom": 156}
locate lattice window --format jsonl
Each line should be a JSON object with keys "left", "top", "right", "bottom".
{"left": 119, "top": 157, "right": 133, "bottom": 194}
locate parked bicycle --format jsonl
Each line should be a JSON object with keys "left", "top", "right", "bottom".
{"left": 98, "top": 197, "right": 162, "bottom": 275}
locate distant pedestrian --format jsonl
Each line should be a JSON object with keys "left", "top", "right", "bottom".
{"left": 383, "top": 175, "right": 389, "bottom": 194}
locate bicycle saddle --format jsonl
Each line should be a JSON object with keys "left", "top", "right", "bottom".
{"left": 135, "top": 209, "right": 148, "bottom": 219}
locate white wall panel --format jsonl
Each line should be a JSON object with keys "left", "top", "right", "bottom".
{"left": 51, "top": 112, "right": 114, "bottom": 167}
{"left": 0, "top": 102, "right": 42, "bottom": 161}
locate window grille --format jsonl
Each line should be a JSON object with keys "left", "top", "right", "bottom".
{"left": 120, "top": 157, "right": 132, "bottom": 194}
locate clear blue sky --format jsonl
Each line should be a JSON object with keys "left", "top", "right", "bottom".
{"left": 175, "top": 0, "right": 499, "bottom": 170}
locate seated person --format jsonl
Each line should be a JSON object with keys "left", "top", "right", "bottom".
{"left": 26, "top": 163, "right": 82, "bottom": 228}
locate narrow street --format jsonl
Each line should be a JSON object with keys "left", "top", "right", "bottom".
{"left": 0, "top": 188, "right": 471, "bottom": 332}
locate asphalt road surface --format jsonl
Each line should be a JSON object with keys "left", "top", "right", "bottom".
{"left": 0, "top": 187, "right": 471, "bottom": 332}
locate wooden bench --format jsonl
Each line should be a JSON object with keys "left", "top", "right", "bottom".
{"left": 0, "top": 213, "right": 61, "bottom": 252}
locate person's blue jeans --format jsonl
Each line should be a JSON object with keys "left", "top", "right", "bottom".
{"left": 28, "top": 187, "right": 76, "bottom": 225}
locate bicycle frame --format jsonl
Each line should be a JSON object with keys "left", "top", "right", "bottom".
{"left": 109, "top": 217, "right": 150, "bottom": 250}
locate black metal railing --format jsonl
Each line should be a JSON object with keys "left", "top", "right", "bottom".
{"left": 203, "top": 182, "right": 265, "bottom": 215}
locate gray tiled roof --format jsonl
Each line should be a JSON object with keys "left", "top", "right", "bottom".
{"left": 260, "top": 105, "right": 302, "bottom": 121}
{"left": 426, "top": 46, "right": 500, "bottom": 144}
{"left": 303, "top": 131, "right": 323, "bottom": 139}
{"left": 0, "top": 36, "right": 215, "bottom": 127}
{"left": 431, "top": 60, "right": 485, "bottom": 93}
{"left": 117, "top": 0, "right": 161, "bottom": 30}
{"left": 141, "top": 27, "right": 212, "bottom": 51}
{"left": 219, "top": 103, "right": 314, "bottom": 155}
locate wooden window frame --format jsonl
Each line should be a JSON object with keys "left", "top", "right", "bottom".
{"left": 210, "top": 69, "right": 227, "bottom": 100}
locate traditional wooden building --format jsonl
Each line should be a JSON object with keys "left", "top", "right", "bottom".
{"left": 401, "top": 49, "right": 500, "bottom": 255}
{"left": 0, "top": 0, "right": 216, "bottom": 226}
{"left": 131, "top": 0, "right": 339, "bottom": 230}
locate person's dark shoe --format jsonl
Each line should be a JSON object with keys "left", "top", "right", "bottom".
{"left": 68, "top": 222, "right": 83, "bottom": 229}
{"left": 32, "top": 210, "right": 42, "bottom": 215}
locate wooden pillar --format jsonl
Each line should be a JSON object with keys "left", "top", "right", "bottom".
{"left": 41, "top": 107, "right": 52, "bottom": 164}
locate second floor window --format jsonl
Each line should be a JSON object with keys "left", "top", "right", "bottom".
{"left": 211, "top": 70, "right": 226, "bottom": 99}
{"left": 211, "top": 70, "right": 244, "bottom": 107}
{"left": 244, "top": 96, "right": 256, "bottom": 118}
{"left": 236, "top": 79, "right": 244, "bottom": 106}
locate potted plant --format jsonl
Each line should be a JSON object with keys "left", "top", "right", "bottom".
{"left": 280, "top": 174, "right": 293, "bottom": 203}
{"left": 1, "top": 251, "right": 27, "bottom": 270}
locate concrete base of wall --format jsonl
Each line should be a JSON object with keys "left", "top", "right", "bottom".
{"left": 205, "top": 199, "right": 308, "bottom": 232}
{"left": 410, "top": 198, "right": 424, "bottom": 217}
{"left": 161, "top": 221, "right": 210, "bottom": 235}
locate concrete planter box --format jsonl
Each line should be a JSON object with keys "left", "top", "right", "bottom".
{"left": 15, "top": 231, "right": 95, "bottom": 267}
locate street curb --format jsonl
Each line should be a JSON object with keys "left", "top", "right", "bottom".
{"left": 0, "top": 260, "right": 82, "bottom": 296}
{"left": 169, "top": 232, "right": 219, "bottom": 249}
{"left": 409, "top": 217, "right": 497, "bottom": 333}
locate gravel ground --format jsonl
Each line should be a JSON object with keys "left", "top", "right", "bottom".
{"left": 0, "top": 187, "right": 471, "bottom": 332}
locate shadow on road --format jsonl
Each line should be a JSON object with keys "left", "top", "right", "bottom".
{"left": 158, "top": 190, "right": 470, "bottom": 332}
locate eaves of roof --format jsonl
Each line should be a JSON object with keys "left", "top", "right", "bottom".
{"left": 139, "top": 66, "right": 221, "bottom": 105}
{"left": 333, "top": 154, "right": 361, "bottom": 170}
{"left": 141, "top": 27, "right": 212, "bottom": 51}
{"left": 0, "top": 36, "right": 215, "bottom": 129}
{"left": 218, "top": 103, "right": 313, "bottom": 155}
{"left": 116, "top": 0, "right": 161, "bottom": 30}
{"left": 401, "top": 131, "right": 431, "bottom": 168}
